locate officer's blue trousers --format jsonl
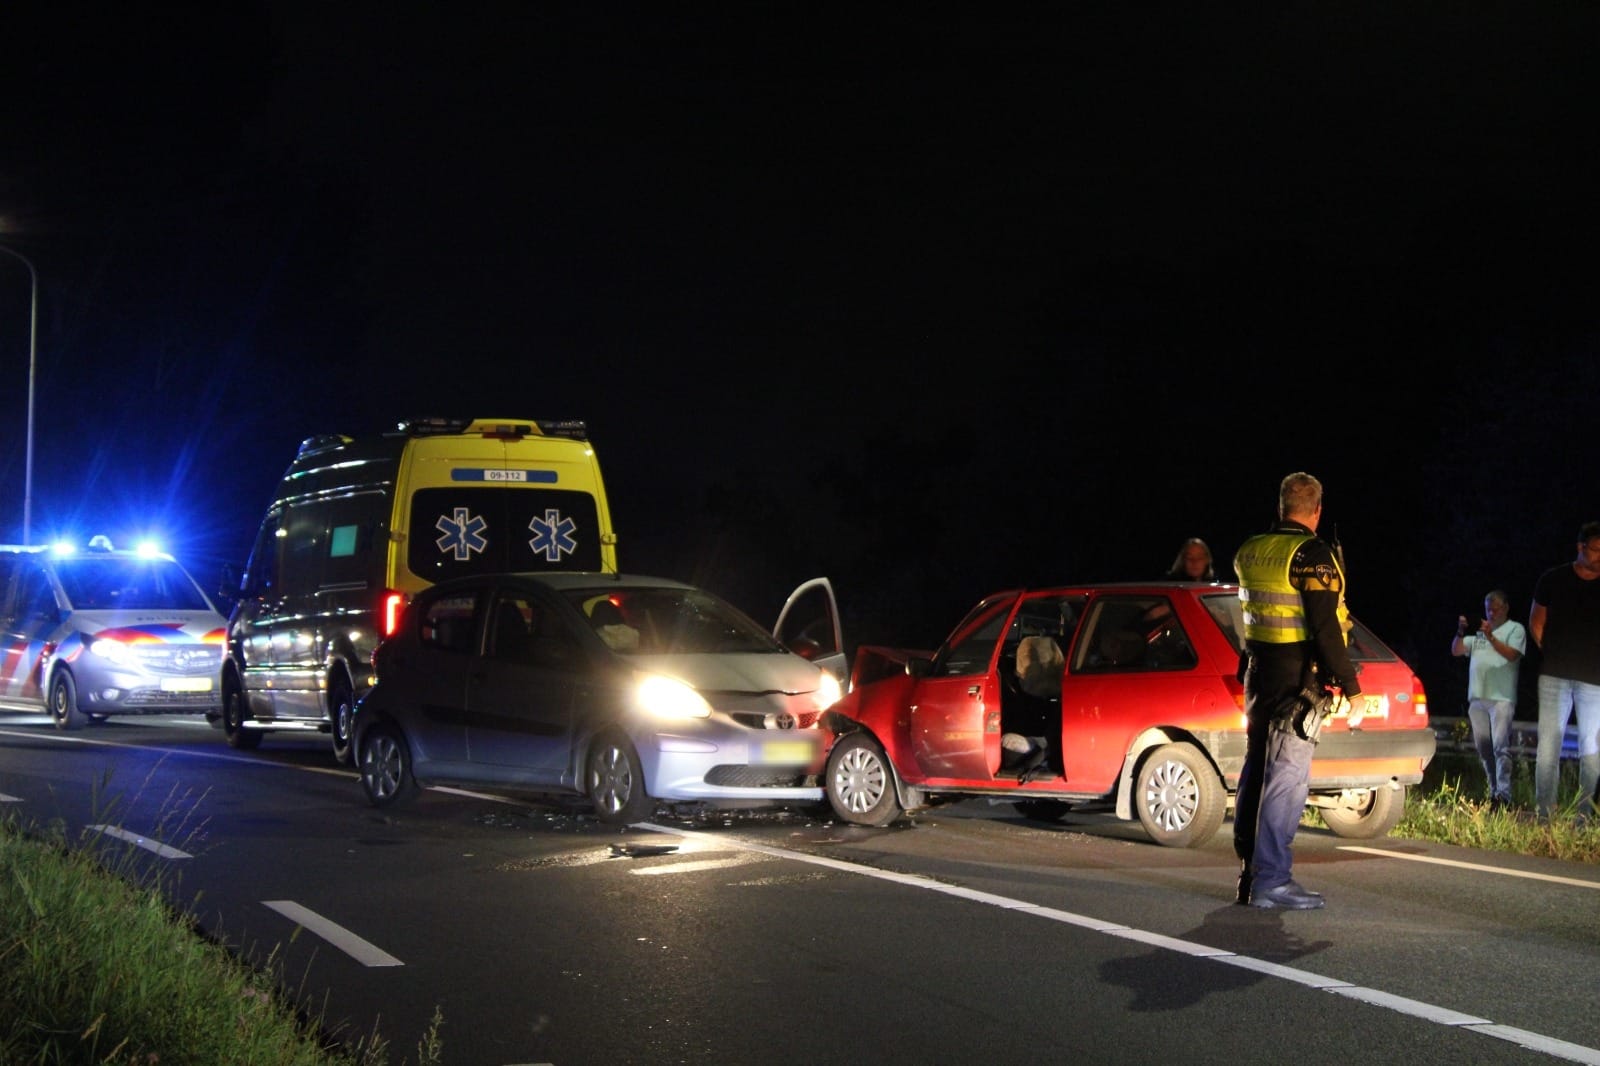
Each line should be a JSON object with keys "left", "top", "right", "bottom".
{"left": 1234, "top": 650, "right": 1316, "bottom": 891}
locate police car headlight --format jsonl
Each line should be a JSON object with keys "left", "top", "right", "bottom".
{"left": 813, "top": 671, "right": 842, "bottom": 710}
{"left": 634, "top": 675, "right": 711, "bottom": 720}
{"left": 90, "top": 639, "right": 132, "bottom": 664}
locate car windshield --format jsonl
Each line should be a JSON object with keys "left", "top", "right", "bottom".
{"left": 52, "top": 556, "right": 213, "bottom": 611}
{"left": 565, "top": 586, "right": 784, "bottom": 655}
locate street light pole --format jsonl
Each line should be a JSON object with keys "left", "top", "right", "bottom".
{"left": 0, "top": 245, "right": 37, "bottom": 545}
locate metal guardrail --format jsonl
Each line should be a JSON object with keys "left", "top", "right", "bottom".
{"left": 1429, "top": 716, "right": 1579, "bottom": 760}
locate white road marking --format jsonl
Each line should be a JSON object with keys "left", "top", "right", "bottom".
{"left": 432, "top": 785, "right": 517, "bottom": 801}
{"left": 0, "top": 727, "right": 352, "bottom": 774}
{"left": 261, "top": 900, "right": 403, "bottom": 968}
{"left": 88, "top": 824, "right": 192, "bottom": 859}
{"left": 1340, "top": 845, "right": 1600, "bottom": 890}
{"left": 636, "top": 822, "right": 1600, "bottom": 1065}
{"left": 0, "top": 792, "right": 20, "bottom": 803}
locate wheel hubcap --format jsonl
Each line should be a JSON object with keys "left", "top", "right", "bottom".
{"left": 368, "top": 737, "right": 401, "bottom": 797}
{"left": 591, "top": 746, "right": 633, "bottom": 813}
{"left": 1143, "top": 760, "right": 1198, "bottom": 830}
{"left": 834, "top": 746, "right": 885, "bottom": 813}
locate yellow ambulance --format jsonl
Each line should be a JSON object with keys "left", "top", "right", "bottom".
{"left": 217, "top": 416, "right": 618, "bottom": 762}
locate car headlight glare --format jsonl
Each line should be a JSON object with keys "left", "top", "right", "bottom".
{"left": 635, "top": 674, "right": 711, "bottom": 719}
{"left": 90, "top": 639, "right": 132, "bottom": 664}
{"left": 813, "top": 671, "right": 843, "bottom": 710}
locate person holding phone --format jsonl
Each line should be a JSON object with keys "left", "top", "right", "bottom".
{"left": 1451, "top": 590, "right": 1525, "bottom": 811}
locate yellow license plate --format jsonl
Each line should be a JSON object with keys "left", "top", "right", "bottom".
{"left": 160, "top": 677, "right": 213, "bottom": 693}
{"left": 759, "top": 739, "right": 816, "bottom": 764}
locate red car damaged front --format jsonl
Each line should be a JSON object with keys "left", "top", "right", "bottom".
{"left": 820, "top": 583, "right": 1436, "bottom": 848}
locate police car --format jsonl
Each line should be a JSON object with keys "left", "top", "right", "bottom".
{"left": 0, "top": 537, "right": 227, "bottom": 729}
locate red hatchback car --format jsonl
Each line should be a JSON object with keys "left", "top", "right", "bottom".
{"left": 820, "top": 582, "right": 1435, "bottom": 847}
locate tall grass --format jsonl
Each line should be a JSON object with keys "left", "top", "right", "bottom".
{"left": 0, "top": 761, "right": 441, "bottom": 1066}
{"left": 1394, "top": 750, "right": 1600, "bottom": 863}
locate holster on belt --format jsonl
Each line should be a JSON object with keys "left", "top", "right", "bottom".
{"left": 1271, "top": 685, "right": 1336, "bottom": 744}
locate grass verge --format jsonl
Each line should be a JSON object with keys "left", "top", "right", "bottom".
{"left": 0, "top": 764, "right": 442, "bottom": 1066}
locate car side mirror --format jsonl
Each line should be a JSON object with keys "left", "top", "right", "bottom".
{"left": 906, "top": 656, "right": 932, "bottom": 679}
{"left": 787, "top": 636, "right": 823, "bottom": 661}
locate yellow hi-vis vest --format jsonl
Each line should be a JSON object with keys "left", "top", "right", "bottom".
{"left": 1234, "top": 530, "right": 1348, "bottom": 644}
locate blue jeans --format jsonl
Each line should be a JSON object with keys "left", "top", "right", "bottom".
{"left": 1466, "top": 697, "right": 1514, "bottom": 802}
{"left": 1535, "top": 674, "right": 1600, "bottom": 820}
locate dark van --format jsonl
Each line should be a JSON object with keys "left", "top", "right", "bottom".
{"left": 217, "top": 416, "right": 618, "bottom": 762}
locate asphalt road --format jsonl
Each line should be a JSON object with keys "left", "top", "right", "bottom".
{"left": 0, "top": 713, "right": 1595, "bottom": 1066}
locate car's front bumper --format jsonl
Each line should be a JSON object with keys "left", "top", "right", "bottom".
{"left": 642, "top": 728, "right": 826, "bottom": 802}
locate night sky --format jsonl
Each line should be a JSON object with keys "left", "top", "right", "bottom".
{"left": 1, "top": 6, "right": 1597, "bottom": 710}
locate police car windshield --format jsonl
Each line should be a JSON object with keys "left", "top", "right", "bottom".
{"left": 54, "top": 556, "right": 212, "bottom": 612}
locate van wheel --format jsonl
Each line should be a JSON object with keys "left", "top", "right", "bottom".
{"left": 586, "top": 730, "right": 654, "bottom": 823}
{"left": 329, "top": 677, "right": 356, "bottom": 766}
{"left": 222, "top": 686, "right": 262, "bottom": 750}
{"left": 1132, "top": 743, "right": 1224, "bottom": 848}
{"left": 359, "top": 722, "right": 420, "bottom": 807}
{"left": 1321, "top": 786, "right": 1406, "bottom": 839}
{"left": 49, "top": 672, "right": 85, "bottom": 731}
{"left": 826, "top": 732, "right": 902, "bottom": 827}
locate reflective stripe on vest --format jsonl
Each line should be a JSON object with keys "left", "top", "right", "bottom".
{"left": 1235, "top": 531, "right": 1313, "bottom": 643}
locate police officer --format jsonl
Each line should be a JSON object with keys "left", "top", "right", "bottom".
{"left": 1232, "top": 472, "right": 1361, "bottom": 910}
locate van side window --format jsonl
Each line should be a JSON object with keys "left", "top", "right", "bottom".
{"left": 281, "top": 507, "right": 323, "bottom": 598}
{"left": 420, "top": 593, "right": 478, "bottom": 654}
{"left": 319, "top": 493, "right": 385, "bottom": 589}
{"left": 242, "top": 513, "right": 280, "bottom": 596}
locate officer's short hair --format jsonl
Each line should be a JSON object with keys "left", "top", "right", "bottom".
{"left": 1278, "top": 472, "right": 1322, "bottom": 520}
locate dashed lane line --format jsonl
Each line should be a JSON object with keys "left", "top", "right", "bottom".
{"left": 261, "top": 900, "right": 404, "bottom": 968}
{"left": 88, "top": 824, "right": 192, "bottom": 859}
{"left": 0, "top": 727, "right": 354, "bottom": 777}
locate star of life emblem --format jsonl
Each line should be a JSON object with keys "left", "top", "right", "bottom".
{"left": 528, "top": 508, "right": 578, "bottom": 562}
{"left": 435, "top": 507, "right": 489, "bottom": 561}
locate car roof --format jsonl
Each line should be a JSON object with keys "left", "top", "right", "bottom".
{"left": 421, "top": 571, "right": 699, "bottom": 596}
{"left": 1000, "top": 581, "right": 1239, "bottom": 595}
{"left": 0, "top": 544, "right": 181, "bottom": 563}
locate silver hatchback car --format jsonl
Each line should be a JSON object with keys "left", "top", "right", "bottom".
{"left": 352, "top": 572, "right": 844, "bottom": 822}
{"left": 0, "top": 538, "right": 228, "bottom": 729}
